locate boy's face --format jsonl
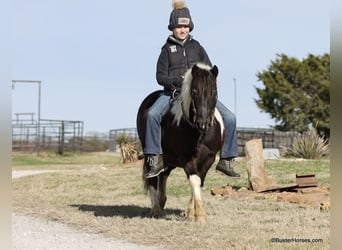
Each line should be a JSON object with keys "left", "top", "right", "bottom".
{"left": 173, "top": 26, "right": 190, "bottom": 41}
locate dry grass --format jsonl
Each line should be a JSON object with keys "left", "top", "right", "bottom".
{"left": 12, "top": 152, "right": 330, "bottom": 249}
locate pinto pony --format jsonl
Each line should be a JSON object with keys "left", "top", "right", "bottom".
{"left": 136, "top": 63, "right": 224, "bottom": 222}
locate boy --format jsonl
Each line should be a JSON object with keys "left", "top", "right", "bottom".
{"left": 144, "top": 0, "right": 240, "bottom": 179}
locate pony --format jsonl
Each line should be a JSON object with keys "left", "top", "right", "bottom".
{"left": 136, "top": 63, "right": 224, "bottom": 222}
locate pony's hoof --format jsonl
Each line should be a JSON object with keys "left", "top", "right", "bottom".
{"left": 186, "top": 209, "right": 195, "bottom": 220}
{"left": 187, "top": 215, "right": 195, "bottom": 221}
{"left": 150, "top": 209, "right": 164, "bottom": 218}
{"left": 195, "top": 216, "right": 206, "bottom": 223}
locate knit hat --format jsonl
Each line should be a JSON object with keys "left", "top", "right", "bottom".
{"left": 168, "top": 0, "right": 194, "bottom": 31}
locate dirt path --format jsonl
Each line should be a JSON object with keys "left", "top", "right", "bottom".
{"left": 12, "top": 170, "right": 160, "bottom": 250}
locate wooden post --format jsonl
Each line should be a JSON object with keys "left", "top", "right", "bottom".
{"left": 245, "top": 139, "right": 267, "bottom": 192}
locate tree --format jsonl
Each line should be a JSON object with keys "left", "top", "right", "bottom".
{"left": 255, "top": 53, "right": 330, "bottom": 138}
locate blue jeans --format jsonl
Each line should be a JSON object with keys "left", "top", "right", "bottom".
{"left": 144, "top": 93, "right": 238, "bottom": 159}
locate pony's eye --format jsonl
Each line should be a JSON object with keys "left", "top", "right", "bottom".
{"left": 192, "top": 89, "right": 198, "bottom": 96}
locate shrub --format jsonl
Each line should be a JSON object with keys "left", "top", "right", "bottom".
{"left": 284, "top": 128, "right": 329, "bottom": 159}
{"left": 116, "top": 135, "right": 138, "bottom": 163}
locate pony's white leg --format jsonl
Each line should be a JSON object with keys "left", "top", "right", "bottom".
{"left": 189, "top": 175, "right": 206, "bottom": 222}
{"left": 187, "top": 194, "right": 195, "bottom": 221}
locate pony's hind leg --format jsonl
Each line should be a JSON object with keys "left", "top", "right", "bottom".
{"left": 145, "top": 177, "right": 163, "bottom": 218}
{"left": 189, "top": 174, "right": 206, "bottom": 222}
{"left": 149, "top": 180, "right": 163, "bottom": 218}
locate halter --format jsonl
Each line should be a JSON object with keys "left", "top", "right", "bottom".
{"left": 170, "top": 63, "right": 218, "bottom": 128}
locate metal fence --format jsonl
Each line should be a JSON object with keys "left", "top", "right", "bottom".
{"left": 236, "top": 127, "right": 298, "bottom": 155}
{"left": 109, "top": 128, "right": 139, "bottom": 152}
{"left": 12, "top": 113, "right": 84, "bottom": 155}
{"left": 109, "top": 127, "right": 298, "bottom": 156}
{"left": 12, "top": 113, "right": 297, "bottom": 156}
{"left": 12, "top": 113, "right": 38, "bottom": 151}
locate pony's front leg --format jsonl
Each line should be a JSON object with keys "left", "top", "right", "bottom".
{"left": 189, "top": 175, "right": 206, "bottom": 222}
{"left": 187, "top": 194, "right": 195, "bottom": 221}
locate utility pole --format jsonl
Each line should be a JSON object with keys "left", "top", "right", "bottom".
{"left": 233, "top": 78, "right": 237, "bottom": 117}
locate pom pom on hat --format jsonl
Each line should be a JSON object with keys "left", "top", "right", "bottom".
{"left": 172, "top": 0, "right": 186, "bottom": 9}
{"left": 168, "top": 0, "right": 194, "bottom": 31}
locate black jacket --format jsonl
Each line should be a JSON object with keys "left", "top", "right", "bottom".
{"left": 156, "top": 35, "right": 212, "bottom": 92}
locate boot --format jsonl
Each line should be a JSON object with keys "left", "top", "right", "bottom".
{"left": 215, "top": 158, "right": 240, "bottom": 178}
{"left": 144, "top": 154, "right": 165, "bottom": 178}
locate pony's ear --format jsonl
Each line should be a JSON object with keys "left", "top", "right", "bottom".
{"left": 211, "top": 65, "right": 219, "bottom": 78}
{"left": 191, "top": 64, "right": 200, "bottom": 76}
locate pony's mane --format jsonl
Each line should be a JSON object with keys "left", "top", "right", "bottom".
{"left": 171, "top": 63, "right": 213, "bottom": 125}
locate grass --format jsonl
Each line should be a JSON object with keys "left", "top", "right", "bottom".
{"left": 264, "top": 159, "right": 330, "bottom": 185}
{"left": 12, "top": 152, "right": 330, "bottom": 250}
{"left": 12, "top": 151, "right": 121, "bottom": 170}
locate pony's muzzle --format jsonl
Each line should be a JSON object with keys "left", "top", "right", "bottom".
{"left": 195, "top": 113, "right": 215, "bottom": 131}
{"left": 196, "top": 121, "right": 211, "bottom": 132}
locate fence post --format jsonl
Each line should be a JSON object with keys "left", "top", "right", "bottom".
{"left": 58, "top": 121, "right": 65, "bottom": 155}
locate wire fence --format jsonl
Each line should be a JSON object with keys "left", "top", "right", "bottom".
{"left": 109, "top": 127, "right": 298, "bottom": 156}
{"left": 12, "top": 113, "right": 84, "bottom": 155}
{"left": 12, "top": 113, "right": 297, "bottom": 156}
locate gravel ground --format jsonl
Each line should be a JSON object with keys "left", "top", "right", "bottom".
{"left": 12, "top": 170, "right": 160, "bottom": 250}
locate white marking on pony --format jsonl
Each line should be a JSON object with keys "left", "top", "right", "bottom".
{"left": 171, "top": 63, "right": 213, "bottom": 126}
{"left": 189, "top": 175, "right": 202, "bottom": 201}
{"left": 214, "top": 108, "right": 225, "bottom": 139}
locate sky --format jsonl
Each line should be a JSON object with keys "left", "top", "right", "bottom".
{"left": 11, "top": 0, "right": 330, "bottom": 134}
